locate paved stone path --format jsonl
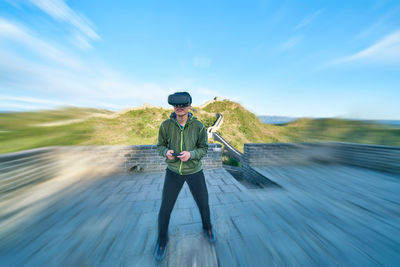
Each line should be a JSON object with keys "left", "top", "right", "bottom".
{"left": 1, "top": 165, "right": 399, "bottom": 266}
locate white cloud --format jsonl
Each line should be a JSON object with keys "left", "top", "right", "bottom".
{"left": 294, "top": 9, "right": 324, "bottom": 31}
{"left": 334, "top": 30, "right": 400, "bottom": 63}
{"left": 0, "top": 52, "right": 170, "bottom": 110}
{"left": 193, "top": 57, "right": 212, "bottom": 68}
{"left": 0, "top": 95, "right": 75, "bottom": 111}
{"left": 29, "top": 0, "right": 100, "bottom": 48}
{"left": 0, "top": 95, "right": 69, "bottom": 106}
{"left": 280, "top": 35, "right": 303, "bottom": 51}
{"left": 0, "top": 102, "right": 46, "bottom": 111}
{"left": 0, "top": 18, "right": 86, "bottom": 70}
{"left": 0, "top": 64, "right": 170, "bottom": 111}
{"left": 0, "top": 6, "right": 171, "bottom": 112}
{"left": 0, "top": 21, "right": 170, "bottom": 112}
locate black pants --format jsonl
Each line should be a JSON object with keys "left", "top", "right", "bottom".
{"left": 157, "top": 168, "right": 212, "bottom": 244}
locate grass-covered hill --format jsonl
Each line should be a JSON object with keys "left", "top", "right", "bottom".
{"left": 0, "top": 105, "right": 216, "bottom": 154}
{"left": 204, "top": 100, "right": 400, "bottom": 150}
{"left": 0, "top": 100, "right": 399, "bottom": 154}
{"left": 202, "top": 100, "right": 297, "bottom": 150}
{"left": 285, "top": 117, "right": 400, "bottom": 147}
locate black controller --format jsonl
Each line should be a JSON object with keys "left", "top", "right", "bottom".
{"left": 171, "top": 152, "right": 182, "bottom": 157}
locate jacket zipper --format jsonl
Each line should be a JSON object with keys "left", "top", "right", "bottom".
{"left": 175, "top": 115, "right": 192, "bottom": 175}
{"left": 179, "top": 128, "right": 183, "bottom": 175}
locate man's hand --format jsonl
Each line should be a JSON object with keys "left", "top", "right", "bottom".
{"left": 177, "top": 151, "right": 191, "bottom": 162}
{"left": 166, "top": 150, "right": 175, "bottom": 160}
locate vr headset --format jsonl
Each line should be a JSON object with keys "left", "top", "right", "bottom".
{"left": 168, "top": 92, "right": 192, "bottom": 107}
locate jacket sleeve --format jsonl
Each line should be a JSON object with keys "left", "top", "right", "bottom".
{"left": 157, "top": 122, "right": 169, "bottom": 157}
{"left": 189, "top": 125, "right": 208, "bottom": 160}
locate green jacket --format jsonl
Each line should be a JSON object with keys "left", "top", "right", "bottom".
{"left": 157, "top": 112, "right": 208, "bottom": 175}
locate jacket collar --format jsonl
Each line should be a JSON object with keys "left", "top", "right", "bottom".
{"left": 170, "top": 111, "right": 195, "bottom": 125}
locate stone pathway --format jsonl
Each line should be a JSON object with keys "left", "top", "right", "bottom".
{"left": 1, "top": 165, "right": 399, "bottom": 266}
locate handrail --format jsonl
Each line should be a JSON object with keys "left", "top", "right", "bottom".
{"left": 207, "top": 113, "right": 223, "bottom": 139}
{"left": 213, "top": 132, "right": 243, "bottom": 162}
{"left": 207, "top": 113, "right": 243, "bottom": 162}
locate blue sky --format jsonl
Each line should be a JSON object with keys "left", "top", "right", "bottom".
{"left": 0, "top": 0, "right": 399, "bottom": 119}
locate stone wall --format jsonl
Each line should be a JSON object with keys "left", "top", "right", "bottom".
{"left": 0, "top": 144, "right": 222, "bottom": 197}
{"left": 123, "top": 144, "right": 222, "bottom": 172}
{"left": 243, "top": 142, "right": 337, "bottom": 167}
{"left": 332, "top": 142, "right": 400, "bottom": 174}
{"left": 2, "top": 141, "right": 398, "bottom": 197}
{"left": 0, "top": 147, "right": 59, "bottom": 195}
{"left": 1, "top": 143, "right": 222, "bottom": 174}
{"left": 243, "top": 142, "right": 400, "bottom": 174}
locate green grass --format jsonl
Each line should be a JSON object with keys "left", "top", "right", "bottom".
{"left": 0, "top": 100, "right": 398, "bottom": 154}
{"left": 293, "top": 118, "right": 400, "bottom": 146}
{"left": 0, "top": 120, "right": 96, "bottom": 154}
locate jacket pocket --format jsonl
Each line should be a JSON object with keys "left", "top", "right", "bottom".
{"left": 185, "top": 158, "right": 200, "bottom": 170}
{"left": 166, "top": 157, "right": 179, "bottom": 164}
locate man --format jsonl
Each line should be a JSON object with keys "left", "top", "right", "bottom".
{"left": 154, "top": 92, "right": 216, "bottom": 261}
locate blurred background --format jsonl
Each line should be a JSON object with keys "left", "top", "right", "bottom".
{"left": 1, "top": 0, "right": 400, "bottom": 154}
{"left": 1, "top": 1, "right": 400, "bottom": 266}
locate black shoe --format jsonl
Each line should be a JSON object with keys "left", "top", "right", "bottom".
{"left": 203, "top": 227, "right": 216, "bottom": 243}
{"left": 154, "top": 238, "right": 168, "bottom": 261}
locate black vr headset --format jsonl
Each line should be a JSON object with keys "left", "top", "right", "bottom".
{"left": 168, "top": 92, "right": 192, "bottom": 107}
